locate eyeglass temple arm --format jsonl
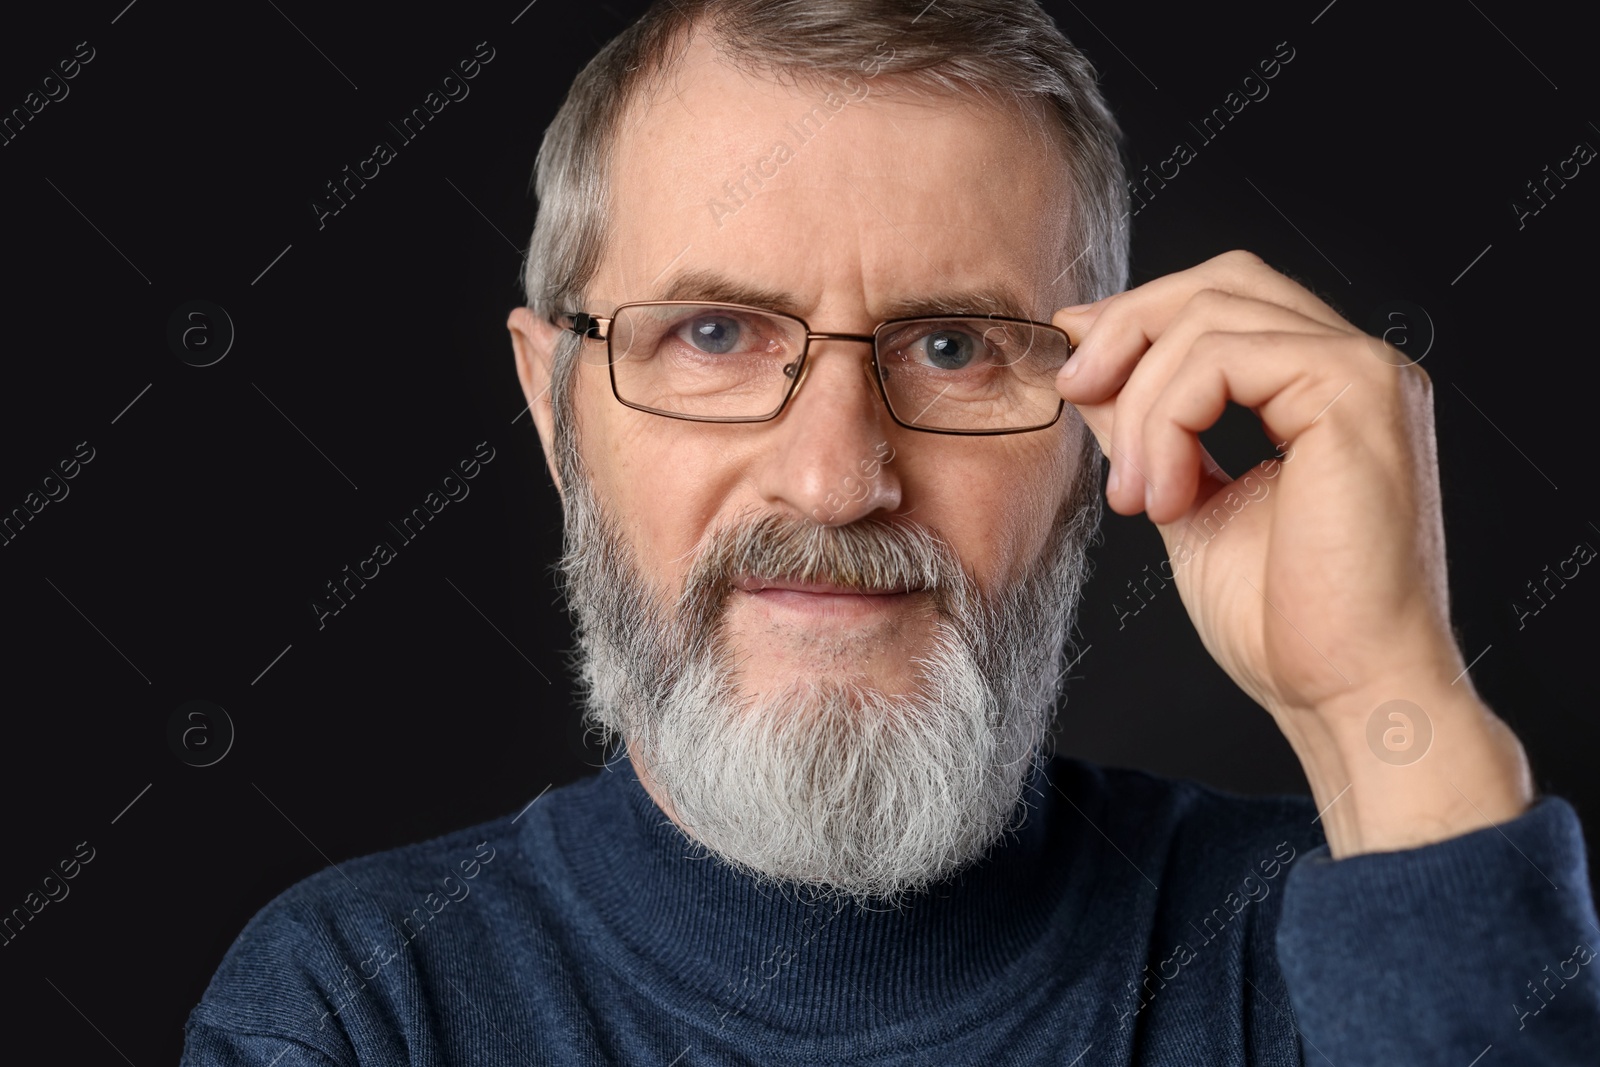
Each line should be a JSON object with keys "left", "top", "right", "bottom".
{"left": 557, "top": 311, "right": 611, "bottom": 341}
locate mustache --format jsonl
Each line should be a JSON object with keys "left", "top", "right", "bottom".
{"left": 676, "top": 512, "right": 975, "bottom": 629}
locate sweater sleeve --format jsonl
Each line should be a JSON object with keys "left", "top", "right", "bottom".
{"left": 1275, "top": 796, "right": 1600, "bottom": 1064}
{"left": 177, "top": 876, "right": 368, "bottom": 1067}
{"left": 179, "top": 1026, "right": 347, "bottom": 1067}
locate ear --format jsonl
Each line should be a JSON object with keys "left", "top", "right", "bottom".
{"left": 507, "top": 306, "right": 567, "bottom": 499}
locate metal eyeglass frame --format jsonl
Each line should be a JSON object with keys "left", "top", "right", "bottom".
{"left": 555, "top": 300, "right": 1074, "bottom": 437}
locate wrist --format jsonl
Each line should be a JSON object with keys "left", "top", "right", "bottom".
{"left": 1279, "top": 676, "right": 1533, "bottom": 858}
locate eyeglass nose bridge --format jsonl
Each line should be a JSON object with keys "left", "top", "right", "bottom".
{"left": 784, "top": 329, "right": 888, "bottom": 413}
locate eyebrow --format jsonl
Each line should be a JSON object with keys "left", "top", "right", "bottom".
{"left": 652, "top": 268, "right": 1036, "bottom": 323}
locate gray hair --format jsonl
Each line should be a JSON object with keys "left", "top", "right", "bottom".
{"left": 519, "top": 0, "right": 1129, "bottom": 486}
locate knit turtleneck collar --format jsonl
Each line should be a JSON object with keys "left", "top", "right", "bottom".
{"left": 541, "top": 753, "right": 1102, "bottom": 1037}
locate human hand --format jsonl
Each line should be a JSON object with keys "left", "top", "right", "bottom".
{"left": 1053, "top": 251, "right": 1531, "bottom": 857}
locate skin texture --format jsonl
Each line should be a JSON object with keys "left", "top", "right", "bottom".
{"left": 509, "top": 33, "right": 1532, "bottom": 859}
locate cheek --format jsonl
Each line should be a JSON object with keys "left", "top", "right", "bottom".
{"left": 911, "top": 431, "right": 1075, "bottom": 591}
{"left": 573, "top": 378, "right": 738, "bottom": 589}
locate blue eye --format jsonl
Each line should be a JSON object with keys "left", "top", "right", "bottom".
{"left": 688, "top": 315, "right": 740, "bottom": 354}
{"left": 923, "top": 329, "right": 975, "bottom": 369}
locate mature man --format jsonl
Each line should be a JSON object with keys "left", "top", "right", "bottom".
{"left": 183, "top": 1, "right": 1599, "bottom": 1063}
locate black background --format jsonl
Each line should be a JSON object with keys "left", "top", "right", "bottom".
{"left": 1, "top": 1, "right": 1594, "bottom": 1061}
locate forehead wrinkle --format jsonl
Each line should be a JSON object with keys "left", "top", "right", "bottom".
{"left": 648, "top": 267, "right": 1036, "bottom": 324}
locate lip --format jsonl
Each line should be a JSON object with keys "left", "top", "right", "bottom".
{"left": 733, "top": 575, "right": 927, "bottom": 619}
{"left": 734, "top": 575, "right": 918, "bottom": 596}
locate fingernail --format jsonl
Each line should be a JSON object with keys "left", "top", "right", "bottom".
{"left": 1059, "top": 302, "right": 1097, "bottom": 314}
{"left": 1107, "top": 466, "right": 1120, "bottom": 495}
{"left": 1058, "top": 352, "right": 1081, "bottom": 380}
{"left": 1144, "top": 482, "right": 1155, "bottom": 512}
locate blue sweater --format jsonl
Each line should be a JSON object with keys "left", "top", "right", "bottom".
{"left": 181, "top": 755, "right": 1600, "bottom": 1064}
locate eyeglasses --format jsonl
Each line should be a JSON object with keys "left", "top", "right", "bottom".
{"left": 556, "top": 301, "right": 1074, "bottom": 436}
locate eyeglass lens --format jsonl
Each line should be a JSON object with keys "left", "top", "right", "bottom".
{"left": 608, "top": 303, "right": 1068, "bottom": 431}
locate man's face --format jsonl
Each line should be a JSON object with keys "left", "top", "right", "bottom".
{"left": 511, "top": 34, "right": 1096, "bottom": 898}
{"left": 570, "top": 37, "right": 1085, "bottom": 702}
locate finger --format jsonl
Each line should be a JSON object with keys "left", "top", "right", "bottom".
{"left": 1141, "top": 422, "right": 1236, "bottom": 531}
{"left": 1140, "top": 331, "right": 1365, "bottom": 524}
{"left": 1071, "top": 397, "right": 1112, "bottom": 455}
{"left": 1073, "top": 399, "right": 1163, "bottom": 516}
{"left": 1051, "top": 295, "right": 1114, "bottom": 350}
{"left": 1071, "top": 393, "right": 1232, "bottom": 518}
{"left": 1095, "top": 292, "right": 1339, "bottom": 515}
{"left": 1056, "top": 250, "right": 1354, "bottom": 404}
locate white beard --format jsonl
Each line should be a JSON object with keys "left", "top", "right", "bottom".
{"left": 556, "top": 453, "right": 1099, "bottom": 904}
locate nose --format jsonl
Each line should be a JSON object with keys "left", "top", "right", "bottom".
{"left": 749, "top": 336, "right": 902, "bottom": 527}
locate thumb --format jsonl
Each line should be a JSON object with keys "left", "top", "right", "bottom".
{"left": 1050, "top": 294, "right": 1114, "bottom": 339}
{"left": 1052, "top": 295, "right": 1116, "bottom": 385}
